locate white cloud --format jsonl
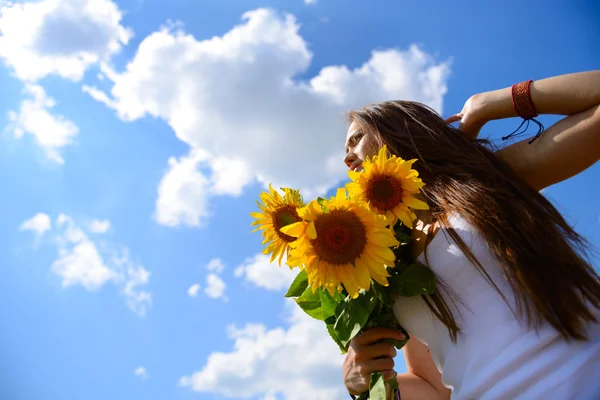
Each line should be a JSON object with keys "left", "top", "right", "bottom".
{"left": 86, "top": 8, "right": 450, "bottom": 227}
{"left": 117, "top": 253, "right": 152, "bottom": 318}
{"left": 208, "top": 156, "right": 254, "bottom": 196}
{"left": 304, "top": 0, "right": 318, "bottom": 5}
{"left": 206, "top": 258, "right": 224, "bottom": 274}
{"left": 187, "top": 283, "right": 201, "bottom": 297}
{"left": 52, "top": 214, "right": 116, "bottom": 290}
{"left": 154, "top": 150, "right": 211, "bottom": 227}
{"left": 234, "top": 254, "right": 296, "bottom": 291}
{"left": 19, "top": 212, "right": 52, "bottom": 237}
{"left": 8, "top": 84, "right": 78, "bottom": 164}
{"left": 188, "top": 259, "right": 225, "bottom": 299}
{"left": 89, "top": 219, "right": 111, "bottom": 233}
{"left": 134, "top": 366, "right": 148, "bottom": 380}
{"left": 204, "top": 273, "right": 227, "bottom": 301}
{"left": 51, "top": 237, "right": 117, "bottom": 290}
{"left": 20, "top": 213, "right": 151, "bottom": 316}
{"left": 179, "top": 301, "right": 346, "bottom": 400}
{"left": 0, "top": 0, "right": 132, "bottom": 81}
{"left": 153, "top": 150, "right": 254, "bottom": 227}
{"left": 82, "top": 83, "right": 117, "bottom": 108}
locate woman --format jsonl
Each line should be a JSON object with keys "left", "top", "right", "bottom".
{"left": 342, "top": 71, "right": 600, "bottom": 399}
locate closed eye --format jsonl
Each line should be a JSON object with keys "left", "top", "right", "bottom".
{"left": 346, "top": 132, "right": 364, "bottom": 153}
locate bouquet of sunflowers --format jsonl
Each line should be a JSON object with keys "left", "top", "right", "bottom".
{"left": 251, "top": 146, "right": 436, "bottom": 399}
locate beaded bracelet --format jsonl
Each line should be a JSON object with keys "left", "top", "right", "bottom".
{"left": 502, "top": 79, "right": 545, "bottom": 144}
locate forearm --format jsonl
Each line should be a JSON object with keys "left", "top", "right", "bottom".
{"left": 390, "top": 372, "right": 451, "bottom": 400}
{"left": 497, "top": 103, "right": 600, "bottom": 190}
{"left": 478, "top": 70, "right": 600, "bottom": 122}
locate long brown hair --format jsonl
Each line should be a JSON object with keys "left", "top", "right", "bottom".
{"left": 348, "top": 100, "right": 600, "bottom": 342}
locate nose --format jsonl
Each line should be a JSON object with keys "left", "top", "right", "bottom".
{"left": 344, "top": 152, "right": 357, "bottom": 168}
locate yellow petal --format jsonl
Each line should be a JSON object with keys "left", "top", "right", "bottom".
{"left": 397, "top": 211, "right": 414, "bottom": 229}
{"left": 335, "top": 188, "right": 347, "bottom": 202}
{"left": 354, "top": 262, "right": 372, "bottom": 290}
{"left": 340, "top": 269, "right": 360, "bottom": 298}
{"left": 348, "top": 170, "right": 362, "bottom": 181}
{"left": 369, "top": 232, "right": 399, "bottom": 248}
{"left": 280, "top": 222, "right": 304, "bottom": 238}
{"left": 307, "top": 221, "right": 317, "bottom": 240}
{"left": 403, "top": 196, "right": 430, "bottom": 210}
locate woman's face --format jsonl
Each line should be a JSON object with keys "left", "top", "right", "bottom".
{"left": 344, "top": 120, "right": 380, "bottom": 172}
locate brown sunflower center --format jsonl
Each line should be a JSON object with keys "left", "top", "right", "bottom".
{"left": 366, "top": 175, "right": 403, "bottom": 210}
{"left": 312, "top": 209, "right": 366, "bottom": 265}
{"left": 272, "top": 205, "right": 302, "bottom": 243}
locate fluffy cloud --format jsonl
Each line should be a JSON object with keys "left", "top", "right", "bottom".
{"left": 0, "top": 0, "right": 132, "bottom": 81}
{"left": 52, "top": 235, "right": 117, "bottom": 290}
{"left": 89, "top": 219, "right": 111, "bottom": 233}
{"left": 188, "top": 259, "right": 227, "bottom": 300}
{"left": 134, "top": 366, "right": 148, "bottom": 380}
{"left": 153, "top": 150, "right": 211, "bottom": 227}
{"left": 52, "top": 214, "right": 116, "bottom": 290}
{"left": 153, "top": 150, "right": 254, "bottom": 227}
{"left": 204, "top": 273, "right": 227, "bottom": 300}
{"left": 206, "top": 258, "right": 225, "bottom": 274}
{"left": 187, "top": 283, "right": 201, "bottom": 297}
{"left": 234, "top": 254, "right": 296, "bottom": 291}
{"left": 8, "top": 84, "right": 78, "bottom": 164}
{"left": 19, "top": 212, "right": 52, "bottom": 237}
{"left": 20, "top": 213, "right": 151, "bottom": 316}
{"left": 116, "top": 252, "right": 152, "bottom": 317}
{"left": 179, "top": 301, "right": 346, "bottom": 400}
{"left": 86, "top": 8, "right": 450, "bottom": 227}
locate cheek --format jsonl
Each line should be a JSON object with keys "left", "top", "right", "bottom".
{"left": 360, "top": 136, "right": 380, "bottom": 159}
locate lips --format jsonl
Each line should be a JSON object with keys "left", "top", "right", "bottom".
{"left": 350, "top": 162, "right": 363, "bottom": 172}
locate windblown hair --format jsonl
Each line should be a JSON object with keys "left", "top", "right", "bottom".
{"left": 348, "top": 100, "right": 600, "bottom": 342}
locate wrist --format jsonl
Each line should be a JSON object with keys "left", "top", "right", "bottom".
{"left": 476, "top": 87, "right": 518, "bottom": 122}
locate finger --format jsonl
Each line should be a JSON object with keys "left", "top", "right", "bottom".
{"left": 382, "top": 369, "right": 397, "bottom": 381}
{"left": 445, "top": 113, "right": 462, "bottom": 124}
{"left": 362, "top": 358, "right": 395, "bottom": 375}
{"left": 355, "top": 343, "right": 397, "bottom": 362}
{"left": 354, "top": 328, "right": 406, "bottom": 347}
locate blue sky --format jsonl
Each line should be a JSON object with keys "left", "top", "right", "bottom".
{"left": 0, "top": 0, "right": 598, "bottom": 399}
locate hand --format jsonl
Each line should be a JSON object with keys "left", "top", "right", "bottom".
{"left": 342, "top": 328, "right": 406, "bottom": 395}
{"left": 445, "top": 93, "right": 489, "bottom": 139}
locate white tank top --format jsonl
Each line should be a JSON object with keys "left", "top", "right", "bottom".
{"left": 393, "top": 214, "right": 600, "bottom": 399}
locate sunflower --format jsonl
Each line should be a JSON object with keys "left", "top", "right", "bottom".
{"left": 250, "top": 185, "right": 304, "bottom": 265}
{"left": 346, "top": 145, "right": 429, "bottom": 229}
{"left": 281, "top": 188, "right": 399, "bottom": 298}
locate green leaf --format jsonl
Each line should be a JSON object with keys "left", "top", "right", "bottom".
{"left": 285, "top": 270, "right": 308, "bottom": 298}
{"left": 295, "top": 286, "right": 345, "bottom": 321}
{"left": 372, "top": 280, "right": 392, "bottom": 305}
{"left": 369, "top": 372, "right": 387, "bottom": 400}
{"left": 326, "top": 323, "right": 347, "bottom": 354}
{"left": 334, "top": 291, "right": 377, "bottom": 350}
{"left": 363, "top": 303, "right": 410, "bottom": 350}
{"left": 390, "top": 262, "right": 436, "bottom": 296}
{"left": 319, "top": 290, "right": 339, "bottom": 321}
{"left": 386, "top": 371, "right": 399, "bottom": 393}
{"left": 393, "top": 221, "right": 413, "bottom": 244}
{"left": 294, "top": 286, "right": 323, "bottom": 320}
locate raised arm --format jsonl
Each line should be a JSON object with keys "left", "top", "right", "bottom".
{"left": 448, "top": 71, "right": 600, "bottom": 191}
